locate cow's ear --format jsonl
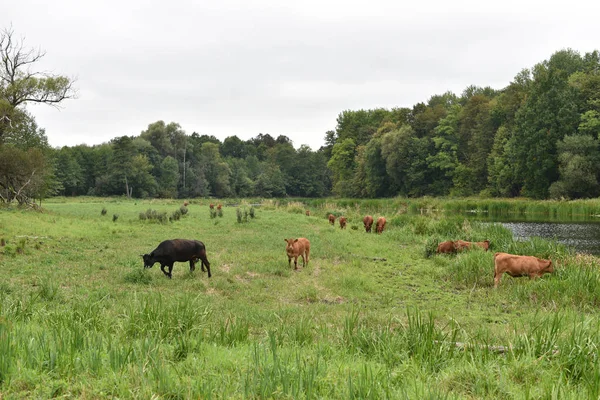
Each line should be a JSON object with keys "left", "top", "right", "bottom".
{"left": 294, "top": 239, "right": 299, "bottom": 242}
{"left": 284, "top": 239, "right": 287, "bottom": 242}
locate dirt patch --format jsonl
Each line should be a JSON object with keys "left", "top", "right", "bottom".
{"left": 220, "top": 264, "right": 231, "bottom": 273}
{"left": 321, "top": 296, "right": 345, "bottom": 305}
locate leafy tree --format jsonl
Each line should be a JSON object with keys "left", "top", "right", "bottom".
{"left": 199, "top": 142, "right": 231, "bottom": 197}
{"left": 381, "top": 125, "right": 429, "bottom": 196}
{"left": 0, "top": 27, "right": 75, "bottom": 140}
{"left": 0, "top": 145, "right": 54, "bottom": 204}
{"left": 549, "top": 134, "right": 600, "bottom": 199}
{"left": 157, "top": 156, "right": 179, "bottom": 198}
{"left": 327, "top": 138, "right": 356, "bottom": 196}
{"left": 54, "top": 147, "right": 83, "bottom": 196}
{"left": 509, "top": 49, "right": 584, "bottom": 198}
{"left": 254, "top": 163, "right": 286, "bottom": 197}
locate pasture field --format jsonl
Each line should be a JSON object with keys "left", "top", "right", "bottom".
{"left": 2, "top": 197, "right": 600, "bottom": 398}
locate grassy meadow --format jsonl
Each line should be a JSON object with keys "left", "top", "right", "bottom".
{"left": 2, "top": 197, "right": 600, "bottom": 398}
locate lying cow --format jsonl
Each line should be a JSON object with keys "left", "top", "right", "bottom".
{"left": 142, "top": 239, "right": 211, "bottom": 279}
{"left": 284, "top": 238, "right": 311, "bottom": 270}
{"left": 436, "top": 240, "right": 457, "bottom": 254}
{"left": 456, "top": 240, "right": 490, "bottom": 252}
{"left": 493, "top": 252, "right": 553, "bottom": 288}
{"left": 363, "top": 215, "right": 374, "bottom": 233}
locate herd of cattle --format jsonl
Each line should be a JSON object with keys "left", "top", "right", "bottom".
{"left": 141, "top": 206, "right": 554, "bottom": 288}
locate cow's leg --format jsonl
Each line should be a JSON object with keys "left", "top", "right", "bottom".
{"left": 300, "top": 254, "right": 305, "bottom": 267}
{"left": 166, "top": 263, "right": 173, "bottom": 279}
{"left": 294, "top": 256, "right": 298, "bottom": 270}
{"left": 199, "top": 255, "right": 211, "bottom": 278}
{"left": 189, "top": 259, "right": 196, "bottom": 272}
{"left": 494, "top": 271, "right": 501, "bottom": 288}
{"left": 160, "top": 263, "right": 169, "bottom": 277}
{"left": 288, "top": 256, "right": 292, "bottom": 268}
{"left": 305, "top": 248, "right": 310, "bottom": 266}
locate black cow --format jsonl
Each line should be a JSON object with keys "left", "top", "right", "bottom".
{"left": 142, "top": 239, "right": 211, "bottom": 278}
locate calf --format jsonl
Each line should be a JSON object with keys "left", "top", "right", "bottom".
{"left": 376, "top": 217, "right": 386, "bottom": 234}
{"left": 493, "top": 252, "right": 553, "bottom": 288}
{"left": 363, "top": 215, "right": 374, "bottom": 233}
{"left": 456, "top": 240, "right": 490, "bottom": 252}
{"left": 328, "top": 214, "right": 336, "bottom": 225}
{"left": 436, "top": 240, "right": 457, "bottom": 254}
{"left": 305, "top": 210, "right": 311, "bottom": 217}
{"left": 284, "top": 238, "right": 311, "bottom": 270}
{"left": 339, "top": 216, "right": 347, "bottom": 229}
{"left": 209, "top": 204, "right": 215, "bottom": 210}
{"left": 142, "top": 239, "right": 211, "bottom": 279}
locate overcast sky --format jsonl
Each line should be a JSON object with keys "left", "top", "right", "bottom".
{"left": 3, "top": 0, "right": 599, "bottom": 150}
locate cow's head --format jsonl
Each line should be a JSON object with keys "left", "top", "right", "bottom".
{"left": 544, "top": 260, "right": 554, "bottom": 273}
{"left": 142, "top": 253, "right": 156, "bottom": 268}
{"left": 284, "top": 238, "right": 298, "bottom": 255}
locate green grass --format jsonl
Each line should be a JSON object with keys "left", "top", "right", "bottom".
{"left": 1, "top": 197, "right": 600, "bottom": 398}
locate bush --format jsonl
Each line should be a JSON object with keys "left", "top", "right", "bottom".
{"left": 101, "top": 207, "right": 107, "bottom": 216}
{"left": 112, "top": 214, "right": 119, "bottom": 222}
{"left": 236, "top": 208, "right": 242, "bottom": 223}
{"left": 249, "top": 207, "right": 255, "bottom": 218}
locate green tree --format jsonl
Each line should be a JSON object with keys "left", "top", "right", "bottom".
{"left": 0, "top": 27, "right": 75, "bottom": 140}
{"left": 157, "top": 156, "right": 180, "bottom": 198}
{"left": 549, "top": 134, "right": 600, "bottom": 199}
{"left": 327, "top": 138, "right": 356, "bottom": 196}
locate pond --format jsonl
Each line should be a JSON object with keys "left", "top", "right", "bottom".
{"left": 461, "top": 212, "right": 600, "bottom": 255}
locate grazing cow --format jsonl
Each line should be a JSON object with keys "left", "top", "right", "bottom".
{"left": 142, "top": 239, "right": 211, "bottom": 279}
{"left": 217, "top": 204, "right": 222, "bottom": 210}
{"left": 456, "top": 240, "right": 490, "bottom": 252}
{"left": 493, "top": 252, "right": 553, "bottom": 288}
{"left": 339, "top": 216, "right": 347, "bottom": 229}
{"left": 363, "top": 215, "right": 374, "bottom": 233}
{"left": 284, "top": 238, "right": 311, "bottom": 270}
{"left": 436, "top": 240, "right": 457, "bottom": 254}
{"left": 183, "top": 201, "right": 189, "bottom": 207}
{"left": 305, "top": 210, "right": 311, "bottom": 217}
{"left": 376, "top": 217, "right": 386, "bottom": 234}
{"left": 209, "top": 204, "right": 215, "bottom": 210}
{"left": 328, "top": 214, "right": 336, "bottom": 225}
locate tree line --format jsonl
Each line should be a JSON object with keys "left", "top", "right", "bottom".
{"left": 1, "top": 25, "right": 599, "bottom": 203}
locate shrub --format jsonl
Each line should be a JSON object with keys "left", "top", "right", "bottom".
{"left": 112, "top": 214, "right": 119, "bottom": 222}
{"left": 249, "top": 207, "right": 255, "bottom": 218}
{"left": 101, "top": 207, "right": 107, "bottom": 216}
{"left": 236, "top": 208, "right": 242, "bottom": 223}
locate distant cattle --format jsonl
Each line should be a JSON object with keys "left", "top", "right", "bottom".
{"left": 376, "top": 217, "right": 386, "bottom": 234}
{"left": 183, "top": 201, "right": 189, "bottom": 207}
{"left": 328, "top": 214, "right": 336, "bottom": 225}
{"left": 284, "top": 238, "right": 311, "bottom": 270}
{"left": 306, "top": 210, "right": 311, "bottom": 217}
{"left": 363, "top": 215, "right": 374, "bottom": 233}
{"left": 209, "top": 204, "right": 215, "bottom": 210}
{"left": 493, "top": 252, "right": 553, "bottom": 288}
{"left": 142, "top": 239, "right": 211, "bottom": 279}
{"left": 436, "top": 240, "right": 457, "bottom": 254}
{"left": 339, "top": 216, "right": 347, "bottom": 229}
{"left": 456, "top": 240, "right": 490, "bottom": 252}
{"left": 217, "top": 204, "right": 222, "bottom": 210}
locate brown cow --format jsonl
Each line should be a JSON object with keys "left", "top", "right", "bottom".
{"left": 339, "top": 216, "right": 347, "bottom": 229}
{"left": 436, "top": 240, "right": 457, "bottom": 254}
{"left": 456, "top": 240, "right": 490, "bottom": 252}
{"left": 328, "top": 214, "right": 336, "bottom": 225}
{"left": 493, "top": 252, "right": 554, "bottom": 288}
{"left": 375, "top": 217, "right": 386, "bottom": 234}
{"left": 305, "top": 210, "right": 311, "bottom": 217}
{"left": 363, "top": 215, "right": 374, "bottom": 233}
{"left": 217, "top": 204, "right": 222, "bottom": 210}
{"left": 284, "top": 238, "right": 311, "bottom": 270}
{"left": 183, "top": 201, "right": 189, "bottom": 207}
{"left": 209, "top": 204, "right": 215, "bottom": 210}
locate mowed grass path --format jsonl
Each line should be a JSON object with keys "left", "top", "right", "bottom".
{"left": 2, "top": 198, "right": 600, "bottom": 398}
